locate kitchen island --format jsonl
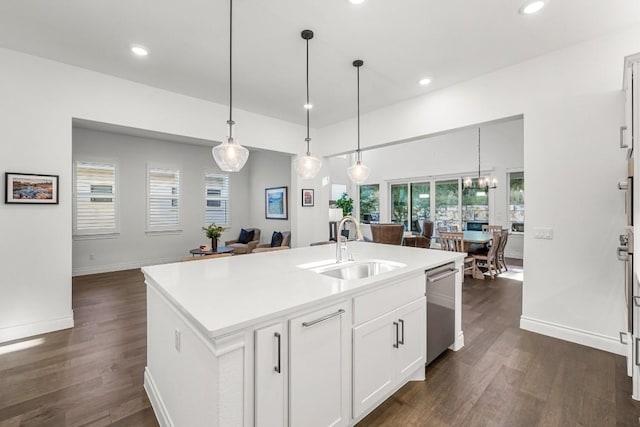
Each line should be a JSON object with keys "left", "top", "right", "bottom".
{"left": 142, "top": 242, "right": 464, "bottom": 427}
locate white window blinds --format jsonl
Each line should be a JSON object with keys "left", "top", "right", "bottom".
{"left": 147, "top": 167, "right": 180, "bottom": 231}
{"left": 74, "top": 161, "right": 117, "bottom": 235}
{"left": 205, "top": 173, "right": 230, "bottom": 226}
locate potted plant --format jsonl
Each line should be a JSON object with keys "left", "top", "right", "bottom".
{"left": 202, "top": 223, "right": 224, "bottom": 251}
{"left": 336, "top": 192, "right": 354, "bottom": 217}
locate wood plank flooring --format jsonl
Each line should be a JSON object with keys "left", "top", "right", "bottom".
{"left": 1, "top": 267, "right": 639, "bottom": 426}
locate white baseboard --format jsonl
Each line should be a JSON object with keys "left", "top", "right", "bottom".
{"left": 0, "top": 313, "right": 74, "bottom": 344}
{"left": 73, "top": 256, "right": 180, "bottom": 276}
{"left": 144, "top": 367, "right": 173, "bottom": 427}
{"left": 520, "top": 315, "right": 625, "bottom": 356}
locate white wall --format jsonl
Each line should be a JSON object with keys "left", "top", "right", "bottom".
{"left": 0, "top": 47, "right": 306, "bottom": 343}
{"left": 72, "top": 127, "right": 253, "bottom": 275}
{"left": 318, "top": 25, "right": 640, "bottom": 354}
{"left": 247, "top": 150, "right": 292, "bottom": 243}
{"left": 349, "top": 119, "right": 524, "bottom": 227}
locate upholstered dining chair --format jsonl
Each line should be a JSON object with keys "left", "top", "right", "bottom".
{"left": 370, "top": 223, "right": 404, "bottom": 245}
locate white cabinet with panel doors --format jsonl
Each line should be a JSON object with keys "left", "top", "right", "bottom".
{"left": 353, "top": 297, "right": 426, "bottom": 419}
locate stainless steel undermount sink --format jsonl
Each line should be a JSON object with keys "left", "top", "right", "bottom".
{"left": 310, "top": 260, "right": 406, "bottom": 280}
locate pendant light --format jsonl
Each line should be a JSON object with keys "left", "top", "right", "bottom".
{"left": 463, "top": 128, "right": 497, "bottom": 191}
{"left": 294, "top": 29, "right": 322, "bottom": 179}
{"left": 347, "top": 60, "right": 370, "bottom": 184}
{"left": 212, "top": 0, "right": 249, "bottom": 172}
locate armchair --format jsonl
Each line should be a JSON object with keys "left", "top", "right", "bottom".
{"left": 225, "top": 228, "right": 261, "bottom": 255}
{"left": 253, "top": 231, "right": 291, "bottom": 253}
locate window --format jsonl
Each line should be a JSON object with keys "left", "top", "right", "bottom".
{"left": 509, "top": 171, "right": 524, "bottom": 230}
{"left": 391, "top": 184, "right": 408, "bottom": 229}
{"left": 205, "top": 173, "right": 230, "bottom": 226}
{"left": 74, "top": 161, "right": 117, "bottom": 236}
{"left": 462, "top": 179, "right": 489, "bottom": 224}
{"left": 435, "top": 180, "right": 459, "bottom": 231}
{"left": 410, "top": 182, "right": 430, "bottom": 231}
{"left": 147, "top": 166, "right": 180, "bottom": 232}
{"left": 359, "top": 184, "right": 379, "bottom": 223}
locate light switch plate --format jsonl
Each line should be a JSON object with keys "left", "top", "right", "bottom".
{"left": 534, "top": 227, "right": 553, "bottom": 240}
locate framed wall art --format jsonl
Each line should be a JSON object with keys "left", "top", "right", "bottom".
{"left": 265, "top": 186, "right": 288, "bottom": 220}
{"left": 5, "top": 172, "right": 59, "bottom": 204}
{"left": 302, "top": 189, "right": 314, "bottom": 207}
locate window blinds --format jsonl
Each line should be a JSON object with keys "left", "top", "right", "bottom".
{"left": 148, "top": 167, "right": 180, "bottom": 230}
{"left": 205, "top": 173, "right": 229, "bottom": 226}
{"left": 74, "top": 161, "right": 117, "bottom": 235}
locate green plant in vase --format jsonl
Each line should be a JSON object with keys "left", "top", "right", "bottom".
{"left": 202, "top": 223, "right": 224, "bottom": 251}
{"left": 336, "top": 192, "right": 354, "bottom": 217}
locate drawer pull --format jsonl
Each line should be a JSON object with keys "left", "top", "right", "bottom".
{"left": 636, "top": 338, "right": 640, "bottom": 367}
{"left": 398, "top": 319, "right": 405, "bottom": 345}
{"left": 302, "top": 309, "right": 345, "bottom": 328}
{"left": 621, "top": 125, "right": 628, "bottom": 149}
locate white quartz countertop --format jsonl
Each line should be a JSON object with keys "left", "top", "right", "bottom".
{"left": 142, "top": 242, "right": 464, "bottom": 338}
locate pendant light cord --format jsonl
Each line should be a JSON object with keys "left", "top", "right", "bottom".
{"left": 477, "top": 128, "right": 481, "bottom": 180}
{"left": 305, "top": 36, "right": 311, "bottom": 154}
{"left": 228, "top": 0, "right": 234, "bottom": 138}
{"left": 356, "top": 63, "right": 361, "bottom": 161}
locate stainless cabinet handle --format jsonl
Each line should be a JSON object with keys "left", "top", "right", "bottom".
{"left": 427, "top": 269, "right": 457, "bottom": 283}
{"left": 636, "top": 338, "right": 640, "bottom": 366}
{"left": 617, "top": 246, "right": 629, "bottom": 262}
{"left": 621, "top": 125, "right": 628, "bottom": 148}
{"left": 274, "top": 332, "right": 281, "bottom": 373}
{"left": 302, "top": 309, "right": 345, "bottom": 328}
{"left": 398, "top": 319, "right": 405, "bottom": 345}
{"left": 634, "top": 296, "right": 640, "bottom": 307}
{"left": 393, "top": 321, "right": 399, "bottom": 348}
{"left": 620, "top": 331, "right": 628, "bottom": 344}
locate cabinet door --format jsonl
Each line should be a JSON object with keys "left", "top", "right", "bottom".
{"left": 255, "top": 323, "right": 285, "bottom": 427}
{"left": 396, "top": 297, "right": 426, "bottom": 382}
{"left": 352, "top": 311, "right": 397, "bottom": 419}
{"left": 289, "top": 302, "right": 349, "bottom": 427}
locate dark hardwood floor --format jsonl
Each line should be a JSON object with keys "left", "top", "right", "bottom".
{"left": 1, "top": 265, "right": 639, "bottom": 426}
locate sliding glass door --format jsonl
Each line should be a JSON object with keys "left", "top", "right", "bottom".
{"left": 390, "top": 184, "right": 408, "bottom": 229}
{"left": 435, "top": 180, "right": 459, "bottom": 231}
{"left": 410, "top": 182, "right": 430, "bottom": 232}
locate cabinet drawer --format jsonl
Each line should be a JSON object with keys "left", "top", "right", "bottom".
{"left": 353, "top": 275, "right": 424, "bottom": 325}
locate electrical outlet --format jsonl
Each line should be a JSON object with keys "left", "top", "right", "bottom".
{"left": 534, "top": 227, "right": 553, "bottom": 240}
{"left": 175, "top": 329, "right": 181, "bottom": 352}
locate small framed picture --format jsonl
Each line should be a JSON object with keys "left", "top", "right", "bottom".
{"left": 5, "top": 172, "right": 59, "bottom": 204}
{"left": 265, "top": 186, "right": 288, "bottom": 220}
{"left": 302, "top": 189, "right": 314, "bottom": 207}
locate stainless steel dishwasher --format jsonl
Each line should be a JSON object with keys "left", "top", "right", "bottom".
{"left": 425, "top": 262, "right": 457, "bottom": 365}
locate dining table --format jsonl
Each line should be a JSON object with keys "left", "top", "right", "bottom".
{"left": 434, "top": 230, "right": 493, "bottom": 280}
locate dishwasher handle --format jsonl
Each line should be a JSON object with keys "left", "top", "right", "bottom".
{"left": 427, "top": 268, "right": 457, "bottom": 283}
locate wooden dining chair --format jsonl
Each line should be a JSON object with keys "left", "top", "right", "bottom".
{"left": 496, "top": 229, "right": 509, "bottom": 272}
{"left": 488, "top": 225, "right": 503, "bottom": 233}
{"left": 472, "top": 231, "right": 501, "bottom": 279}
{"left": 182, "top": 253, "right": 232, "bottom": 262}
{"left": 439, "top": 231, "right": 478, "bottom": 281}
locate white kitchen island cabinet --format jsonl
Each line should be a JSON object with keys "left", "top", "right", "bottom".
{"left": 142, "top": 242, "right": 464, "bottom": 427}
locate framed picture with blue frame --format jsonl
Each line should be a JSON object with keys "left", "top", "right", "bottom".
{"left": 265, "top": 186, "right": 288, "bottom": 220}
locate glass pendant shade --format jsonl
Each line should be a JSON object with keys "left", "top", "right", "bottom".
{"left": 347, "top": 159, "right": 370, "bottom": 184}
{"left": 294, "top": 153, "right": 322, "bottom": 180}
{"left": 212, "top": 137, "right": 249, "bottom": 172}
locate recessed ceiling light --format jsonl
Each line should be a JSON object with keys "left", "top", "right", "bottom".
{"left": 519, "top": 0, "right": 546, "bottom": 15}
{"left": 304, "top": 103, "right": 313, "bottom": 109}
{"left": 349, "top": 0, "right": 365, "bottom": 4}
{"left": 131, "top": 45, "right": 149, "bottom": 57}
{"left": 419, "top": 78, "right": 432, "bottom": 86}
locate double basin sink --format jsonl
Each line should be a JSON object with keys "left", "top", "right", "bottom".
{"left": 304, "top": 259, "right": 406, "bottom": 280}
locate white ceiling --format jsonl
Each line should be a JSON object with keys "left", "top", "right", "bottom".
{"left": 1, "top": 1, "right": 639, "bottom": 127}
